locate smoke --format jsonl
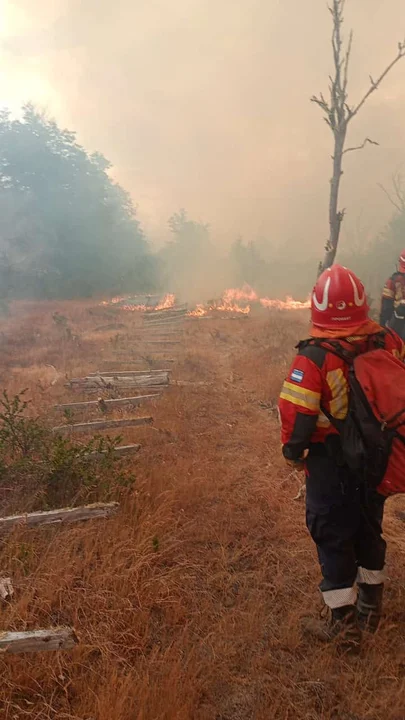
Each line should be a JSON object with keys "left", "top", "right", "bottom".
{"left": 1, "top": 0, "right": 405, "bottom": 265}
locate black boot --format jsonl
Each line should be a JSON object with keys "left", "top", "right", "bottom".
{"left": 302, "top": 604, "right": 362, "bottom": 653}
{"left": 357, "top": 583, "right": 383, "bottom": 633}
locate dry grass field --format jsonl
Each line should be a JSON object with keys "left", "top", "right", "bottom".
{"left": 0, "top": 300, "right": 405, "bottom": 719}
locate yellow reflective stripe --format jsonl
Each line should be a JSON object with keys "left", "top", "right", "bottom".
{"left": 280, "top": 381, "right": 320, "bottom": 412}
{"left": 326, "top": 368, "right": 348, "bottom": 419}
{"left": 383, "top": 287, "right": 394, "bottom": 299}
{"left": 279, "top": 390, "right": 318, "bottom": 412}
{"left": 283, "top": 381, "right": 320, "bottom": 403}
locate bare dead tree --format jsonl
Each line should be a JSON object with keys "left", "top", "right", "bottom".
{"left": 378, "top": 168, "right": 405, "bottom": 214}
{"left": 312, "top": 0, "right": 405, "bottom": 275}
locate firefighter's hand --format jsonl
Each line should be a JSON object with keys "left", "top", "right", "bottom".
{"left": 284, "top": 449, "right": 308, "bottom": 472}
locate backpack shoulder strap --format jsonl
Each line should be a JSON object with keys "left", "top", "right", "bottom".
{"left": 297, "top": 338, "right": 357, "bottom": 366}
{"left": 296, "top": 339, "right": 328, "bottom": 369}
{"left": 369, "top": 330, "right": 387, "bottom": 349}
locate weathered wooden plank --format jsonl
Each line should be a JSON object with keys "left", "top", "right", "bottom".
{"left": 67, "top": 374, "right": 169, "bottom": 389}
{"left": 144, "top": 310, "right": 187, "bottom": 319}
{"left": 0, "top": 577, "right": 13, "bottom": 601}
{"left": 0, "top": 502, "right": 119, "bottom": 532}
{"left": 143, "top": 317, "right": 185, "bottom": 326}
{"left": 108, "top": 358, "right": 176, "bottom": 364}
{"left": 174, "top": 380, "right": 212, "bottom": 387}
{"left": 70, "top": 385, "right": 169, "bottom": 394}
{"left": 87, "top": 369, "right": 171, "bottom": 377}
{"left": 84, "top": 444, "right": 141, "bottom": 460}
{"left": 69, "top": 373, "right": 169, "bottom": 384}
{"left": 67, "top": 383, "right": 167, "bottom": 392}
{"left": 142, "top": 329, "right": 181, "bottom": 335}
{"left": 53, "top": 417, "right": 153, "bottom": 435}
{"left": 145, "top": 340, "right": 181, "bottom": 345}
{"left": 143, "top": 304, "right": 188, "bottom": 319}
{"left": 54, "top": 394, "right": 161, "bottom": 412}
{"left": 0, "top": 627, "right": 78, "bottom": 654}
{"left": 185, "top": 314, "right": 249, "bottom": 321}
{"left": 142, "top": 335, "right": 182, "bottom": 340}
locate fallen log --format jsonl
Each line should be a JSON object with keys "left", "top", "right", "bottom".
{"left": 52, "top": 417, "right": 153, "bottom": 435}
{"left": 145, "top": 340, "right": 181, "bottom": 346}
{"left": 67, "top": 373, "right": 169, "bottom": 389}
{"left": 0, "top": 502, "right": 119, "bottom": 532}
{"left": 0, "top": 577, "right": 13, "bottom": 601}
{"left": 174, "top": 380, "right": 212, "bottom": 387}
{"left": 70, "top": 385, "right": 168, "bottom": 393}
{"left": 108, "top": 358, "right": 176, "bottom": 364}
{"left": 142, "top": 333, "right": 182, "bottom": 339}
{"left": 0, "top": 627, "right": 78, "bottom": 654}
{"left": 54, "top": 394, "right": 160, "bottom": 412}
{"left": 185, "top": 314, "right": 249, "bottom": 321}
{"left": 94, "top": 323, "right": 126, "bottom": 332}
{"left": 143, "top": 317, "right": 185, "bottom": 327}
{"left": 87, "top": 369, "right": 171, "bottom": 377}
{"left": 143, "top": 305, "right": 188, "bottom": 320}
{"left": 84, "top": 443, "right": 141, "bottom": 460}
{"left": 142, "top": 329, "right": 181, "bottom": 334}
{"left": 144, "top": 308, "right": 186, "bottom": 316}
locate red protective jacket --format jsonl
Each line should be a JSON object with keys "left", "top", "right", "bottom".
{"left": 380, "top": 272, "right": 405, "bottom": 326}
{"left": 279, "top": 328, "right": 405, "bottom": 462}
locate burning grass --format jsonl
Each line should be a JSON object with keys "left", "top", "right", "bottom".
{"left": 0, "top": 302, "right": 404, "bottom": 718}
{"left": 187, "top": 286, "right": 310, "bottom": 317}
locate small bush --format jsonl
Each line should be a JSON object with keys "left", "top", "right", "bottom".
{"left": 0, "top": 391, "right": 134, "bottom": 513}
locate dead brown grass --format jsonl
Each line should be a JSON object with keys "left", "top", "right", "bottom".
{"left": 0, "top": 302, "right": 404, "bottom": 719}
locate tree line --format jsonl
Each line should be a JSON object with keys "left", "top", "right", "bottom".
{"left": 0, "top": 104, "right": 403, "bottom": 306}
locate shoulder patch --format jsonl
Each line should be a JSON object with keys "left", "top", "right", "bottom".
{"left": 290, "top": 369, "right": 304, "bottom": 383}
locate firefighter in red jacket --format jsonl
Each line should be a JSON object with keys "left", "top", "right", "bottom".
{"left": 278, "top": 264, "right": 404, "bottom": 650}
{"left": 380, "top": 249, "right": 405, "bottom": 338}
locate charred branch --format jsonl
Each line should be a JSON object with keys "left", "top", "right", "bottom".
{"left": 342, "top": 137, "right": 379, "bottom": 155}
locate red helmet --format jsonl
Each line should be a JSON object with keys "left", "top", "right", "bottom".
{"left": 399, "top": 249, "right": 405, "bottom": 273}
{"left": 311, "top": 264, "right": 369, "bottom": 329}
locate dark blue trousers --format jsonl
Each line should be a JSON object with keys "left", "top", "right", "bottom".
{"left": 305, "top": 445, "right": 386, "bottom": 603}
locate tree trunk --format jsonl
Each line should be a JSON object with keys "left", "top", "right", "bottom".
{"left": 319, "top": 129, "right": 347, "bottom": 274}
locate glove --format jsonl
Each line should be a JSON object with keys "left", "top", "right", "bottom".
{"left": 284, "top": 449, "right": 308, "bottom": 473}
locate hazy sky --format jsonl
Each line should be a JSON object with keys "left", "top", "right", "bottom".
{"left": 1, "top": 0, "right": 405, "bottom": 257}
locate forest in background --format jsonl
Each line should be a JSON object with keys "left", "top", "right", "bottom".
{"left": 0, "top": 105, "right": 403, "bottom": 308}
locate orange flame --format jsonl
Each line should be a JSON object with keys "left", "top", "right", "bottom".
{"left": 154, "top": 293, "right": 176, "bottom": 311}
{"left": 188, "top": 304, "right": 209, "bottom": 318}
{"left": 101, "top": 293, "right": 176, "bottom": 313}
{"left": 221, "top": 284, "right": 258, "bottom": 304}
{"left": 260, "top": 295, "right": 310, "bottom": 310}
{"left": 187, "top": 285, "right": 310, "bottom": 317}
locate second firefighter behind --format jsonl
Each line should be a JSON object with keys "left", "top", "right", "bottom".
{"left": 380, "top": 249, "right": 405, "bottom": 338}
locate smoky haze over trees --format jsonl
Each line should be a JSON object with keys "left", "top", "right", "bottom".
{"left": 2, "top": 1, "right": 405, "bottom": 258}
{"left": 0, "top": 103, "right": 405, "bottom": 305}
{"left": 0, "top": 105, "right": 156, "bottom": 301}
{"left": 1, "top": 1, "right": 405, "bottom": 303}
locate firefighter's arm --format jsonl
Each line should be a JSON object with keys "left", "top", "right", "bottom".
{"left": 278, "top": 355, "right": 322, "bottom": 467}
{"left": 380, "top": 279, "right": 395, "bottom": 326}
